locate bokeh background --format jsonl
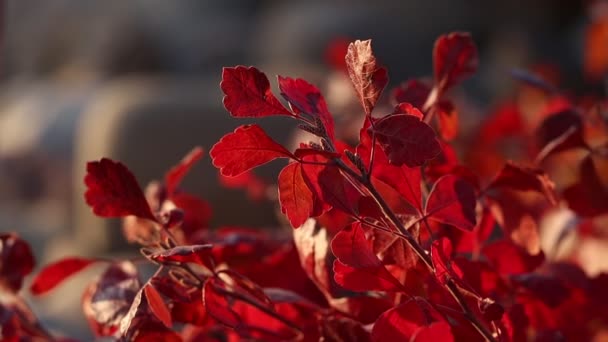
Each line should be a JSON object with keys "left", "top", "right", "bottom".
{"left": 0, "top": 0, "right": 605, "bottom": 339}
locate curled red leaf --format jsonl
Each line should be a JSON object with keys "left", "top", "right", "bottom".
{"left": 84, "top": 158, "right": 156, "bottom": 221}
{"left": 221, "top": 66, "right": 292, "bottom": 118}
{"left": 210, "top": 124, "right": 295, "bottom": 177}
{"left": 30, "top": 258, "right": 99, "bottom": 295}
{"left": 164, "top": 146, "right": 204, "bottom": 195}
{"left": 433, "top": 32, "right": 478, "bottom": 92}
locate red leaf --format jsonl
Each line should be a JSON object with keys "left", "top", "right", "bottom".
{"left": 144, "top": 284, "right": 172, "bottom": 328}
{"left": 331, "top": 223, "right": 405, "bottom": 292}
{"left": 278, "top": 162, "right": 316, "bottom": 228}
{"left": 221, "top": 66, "right": 292, "bottom": 118}
{"left": 30, "top": 258, "right": 98, "bottom": 295}
{"left": 433, "top": 32, "right": 478, "bottom": 92}
{"left": 169, "top": 192, "right": 212, "bottom": 235}
{"left": 425, "top": 175, "right": 476, "bottom": 231}
{"left": 371, "top": 109, "right": 441, "bottom": 167}
{"left": 393, "top": 79, "right": 432, "bottom": 109}
{"left": 372, "top": 298, "right": 453, "bottom": 342}
{"left": 278, "top": 76, "right": 335, "bottom": 140}
{"left": 333, "top": 261, "right": 404, "bottom": 293}
{"left": 203, "top": 278, "right": 242, "bottom": 328}
{"left": 84, "top": 158, "right": 155, "bottom": 221}
{"left": 164, "top": 146, "right": 204, "bottom": 195}
{"left": 563, "top": 156, "right": 608, "bottom": 217}
{"left": 437, "top": 100, "right": 459, "bottom": 141}
{"left": 486, "top": 162, "right": 557, "bottom": 205}
{"left": 431, "top": 238, "right": 463, "bottom": 285}
{"left": 0, "top": 234, "right": 35, "bottom": 293}
{"left": 210, "top": 124, "right": 295, "bottom": 177}
{"left": 345, "top": 39, "right": 389, "bottom": 115}
{"left": 150, "top": 244, "right": 214, "bottom": 270}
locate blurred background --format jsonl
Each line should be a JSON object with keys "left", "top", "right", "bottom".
{"left": 0, "top": 0, "right": 604, "bottom": 339}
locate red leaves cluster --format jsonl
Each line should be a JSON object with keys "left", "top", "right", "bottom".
{"left": 12, "top": 30, "right": 608, "bottom": 342}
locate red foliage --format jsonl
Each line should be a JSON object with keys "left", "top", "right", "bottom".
{"left": 5, "top": 29, "right": 607, "bottom": 342}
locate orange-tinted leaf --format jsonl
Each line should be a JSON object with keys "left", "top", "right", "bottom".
{"left": 31, "top": 258, "right": 98, "bottom": 295}
{"left": 221, "top": 66, "right": 292, "bottom": 118}
{"left": 164, "top": 146, "right": 204, "bottom": 195}
{"left": 278, "top": 76, "right": 335, "bottom": 140}
{"left": 144, "top": 284, "right": 172, "bottom": 328}
{"left": 345, "top": 39, "right": 388, "bottom": 115}
{"left": 84, "top": 158, "right": 155, "bottom": 221}
{"left": 433, "top": 32, "right": 478, "bottom": 92}
{"left": 210, "top": 124, "right": 295, "bottom": 177}
{"left": 371, "top": 109, "right": 441, "bottom": 167}
{"left": 278, "top": 162, "right": 315, "bottom": 228}
{"left": 425, "top": 175, "right": 476, "bottom": 231}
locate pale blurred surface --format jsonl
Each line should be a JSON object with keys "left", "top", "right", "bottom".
{"left": 0, "top": 0, "right": 594, "bottom": 339}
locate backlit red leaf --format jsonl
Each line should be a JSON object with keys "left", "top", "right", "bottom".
{"left": 144, "top": 284, "right": 172, "bottom": 328}
{"left": 433, "top": 32, "right": 478, "bottom": 92}
{"left": 0, "top": 233, "right": 35, "bottom": 293}
{"left": 210, "top": 124, "right": 295, "bottom": 177}
{"left": 203, "top": 278, "right": 242, "bottom": 328}
{"left": 150, "top": 244, "right": 214, "bottom": 270}
{"left": 431, "top": 237, "right": 463, "bottom": 285}
{"left": 84, "top": 158, "right": 155, "bottom": 221}
{"left": 333, "top": 261, "right": 404, "bottom": 292}
{"left": 425, "top": 175, "right": 476, "bottom": 231}
{"left": 372, "top": 298, "right": 453, "bottom": 342}
{"left": 437, "top": 100, "right": 459, "bottom": 141}
{"left": 371, "top": 109, "right": 441, "bottom": 167}
{"left": 487, "top": 162, "right": 557, "bottom": 205}
{"left": 221, "top": 66, "right": 292, "bottom": 118}
{"left": 164, "top": 146, "right": 204, "bottom": 195}
{"left": 278, "top": 76, "right": 335, "bottom": 140}
{"left": 31, "top": 258, "right": 98, "bottom": 295}
{"left": 345, "top": 39, "right": 388, "bottom": 115}
{"left": 278, "top": 162, "right": 315, "bottom": 228}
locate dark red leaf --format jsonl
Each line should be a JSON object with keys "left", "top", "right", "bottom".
{"left": 150, "top": 244, "right": 214, "bottom": 270}
{"left": 433, "top": 32, "right": 478, "bottom": 92}
{"left": 0, "top": 234, "right": 35, "bottom": 293}
{"left": 30, "top": 258, "right": 98, "bottom": 295}
{"left": 300, "top": 157, "right": 357, "bottom": 216}
{"left": 486, "top": 161, "right": 557, "bottom": 205}
{"left": 371, "top": 110, "right": 441, "bottom": 167}
{"left": 144, "top": 284, "right": 172, "bottom": 328}
{"left": 164, "top": 146, "right": 204, "bottom": 195}
{"left": 372, "top": 298, "right": 453, "bottom": 341}
{"left": 345, "top": 39, "right": 388, "bottom": 115}
{"left": 333, "top": 261, "right": 405, "bottom": 293}
{"left": 563, "top": 156, "right": 608, "bottom": 217}
{"left": 278, "top": 76, "right": 335, "bottom": 140}
{"left": 425, "top": 175, "right": 477, "bottom": 231}
{"left": 278, "top": 162, "right": 316, "bottom": 228}
{"left": 84, "top": 158, "right": 156, "bottom": 221}
{"left": 393, "top": 79, "right": 432, "bottom": 109}
{"left": 210, "top": 124, "right": 295, "bottom": 177}
{"left": 536, "top": 109, "right": 588, "bottom": 158}
{"left": 221, "top": 66, "right": 292, "bottom": 118}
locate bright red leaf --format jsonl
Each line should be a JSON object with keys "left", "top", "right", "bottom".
{"left": 30, "top": 258, "right": 99, "bottom": 295}
{"left": 277, "top": 76, "right": 335, "bottom": 140}
{"left": 345, "top": 39, "right": 388, "bottom": 115}
{"left": 431, "top": 237, "right": 463, "bottom": 285}
{"left": 433, "top": 32, "right": 478, "bottom": 92}
{"left": 372, "top": 298, "right": 453, "bottom": 342}
{"left": 278, "top": 162, "right": 316, "bottom": 228}
{"left": 202, "top": 278, "right": 242, "bottom": 329}
{"left": 221, "top": 66, "right": 292, "bottom": 118}
{"left": 144, "top": 284, "right": 172, "bottom": 328}
{"left": 164, "top": 146, "right": 204, "bottom": 195}
{"left": 84, "top": 158, "right": 156, "bottom": 221}
{"left": 371, "top": 110, "right": 441, "bottom": 167}
{"left": 210, "top": 124, "right": 295, "bottom": 177}
{"left": 150, "top": 244, "right": 214, "bottom": 270}
{"left": 425, "top": 175, "right": 477, "bottom": 231}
